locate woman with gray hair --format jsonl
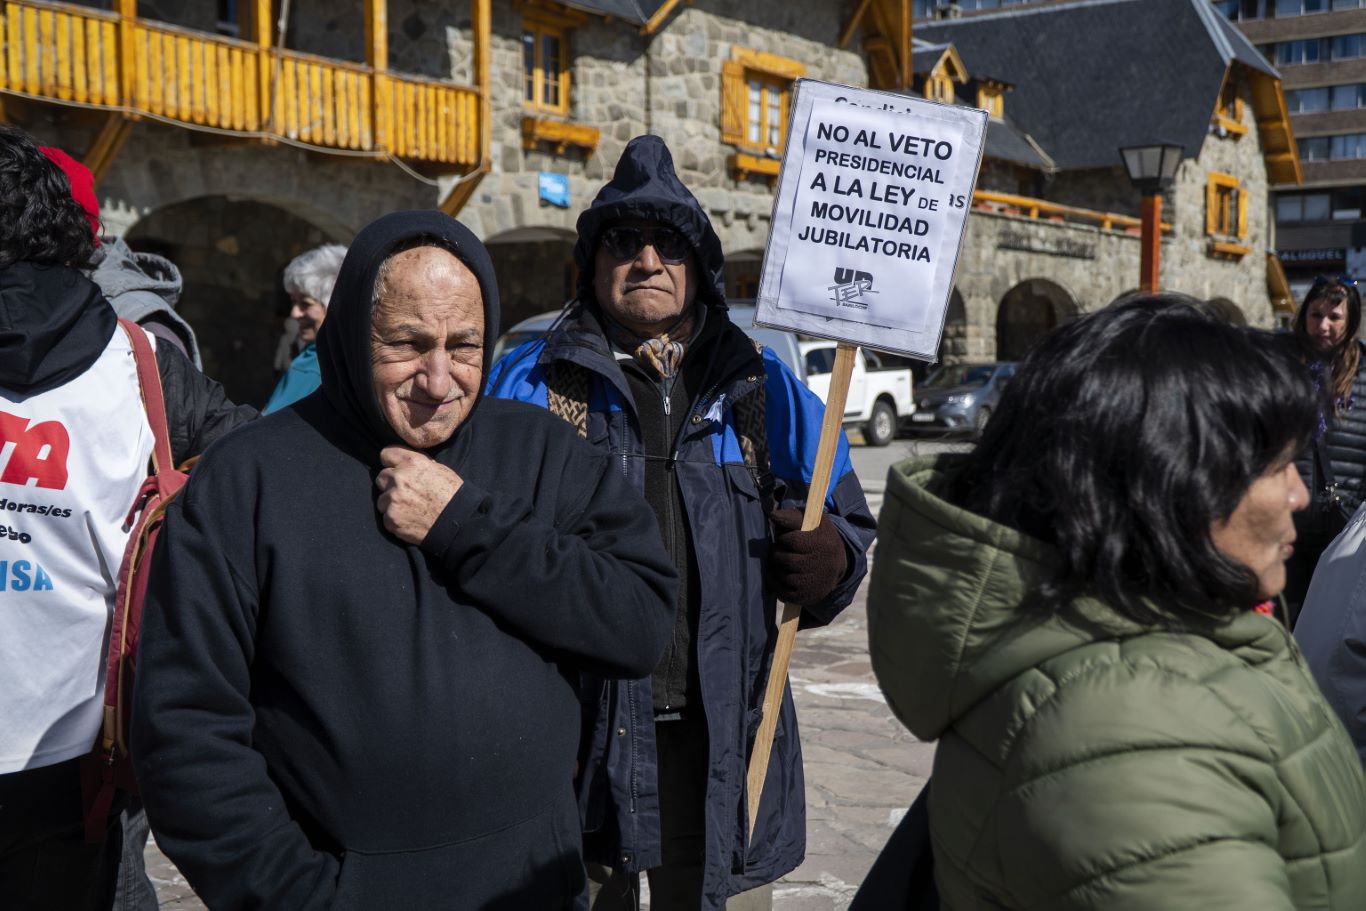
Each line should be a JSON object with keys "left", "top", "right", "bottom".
{"left": 264, "top": 243, "right": 347, "bottom": 414}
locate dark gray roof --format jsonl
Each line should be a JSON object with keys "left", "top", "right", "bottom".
{"left": 558, "top": 0, "right": 670, "bottom": 25}
{"left": 911, "top": 40, "right": 953, "bottom": 76}
{"left": 916, "top": 0, "right": 1283, "bottom": 171}
{"left": 985, "top": 118, "right": 1056, "bottom": 172}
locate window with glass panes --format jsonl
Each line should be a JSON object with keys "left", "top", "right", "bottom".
{"left": 1276, "top": 39, "right": 1326, "bottom": 64}
{"left": 523, "top": 22, "right": 568, "bottom": 113}
{"left": 1288, "top": 86, "right": 1330, "bottom": 112}
{"left": 746, "top": 75, "right": 787, "bottom": 149}
{"left": 1333, "top": 34, "right": 1366, "bottom": 60}
{"left": 1276, "top": 0, "right": 1329, "bottom": 14}
{"left": 1332, "top": 84, "right": 1366, "bottom": 108}
{"left": 216, "top": 0, "right": 239, "bottom": 36}
{"left": 1331, "top": 132, "right": 1366, "bottom": 158}
{"left": 1277, "top": 193, "right": 1333, "bottom": 221}
{"left": 1206, "top": 173, "right": 1246, "bottom": 238}
{"left": 1299, "top": 136, "right": 1330, "bottom": 160}
{"left": 720, "top": 49, "right": 804, "bottom": 154}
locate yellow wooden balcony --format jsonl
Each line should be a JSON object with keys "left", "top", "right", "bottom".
{"left": 0, "top": 0, "right": 489, "bottom": 177}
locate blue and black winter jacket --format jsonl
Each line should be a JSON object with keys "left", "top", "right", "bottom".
{"left": 486, "top": 135, "right": 876, "bottom": 908}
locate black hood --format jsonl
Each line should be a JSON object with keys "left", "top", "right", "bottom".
{"left": 316, "top": 211, "right": 500, "bottom": 454}
{"left": 0, "top": 262, "right": 117, "bottom": 394}
{"left": 574, "top": 135, "right": 727, "bottom": 312}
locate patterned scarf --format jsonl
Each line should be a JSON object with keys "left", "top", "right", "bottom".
{"left": 605, "top": 306, "right": 700, "bottom": 380}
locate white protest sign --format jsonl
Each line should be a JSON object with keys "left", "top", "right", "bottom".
{"left": 755, "top": 79, "right": 988, "bottom": 360}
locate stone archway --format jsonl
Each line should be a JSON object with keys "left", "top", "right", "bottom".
{"left": 937, "top": 289, "right": 968, "bottom": 365}
{"left": 725, "top": 250, "right": 764, "bottom": 301}
{"left": 126, "top": 196, "right": 345, "bottom": 407}
{"left": 484, "top": 227, "right": 578, "bottom": 330}
{"left": 996, "top": 279, "right": 1081, "bottom": 361}
{"left": 1205, "top": 297, "right": 1248, "bottom": 325}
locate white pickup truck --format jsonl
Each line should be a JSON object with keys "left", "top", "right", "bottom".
{"left": 799, "top": 342, "right": 916, "bottom": 446}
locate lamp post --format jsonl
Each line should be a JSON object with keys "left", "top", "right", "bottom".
{"left": 1119, "top": 143, "right": 1184, "bottom": 293}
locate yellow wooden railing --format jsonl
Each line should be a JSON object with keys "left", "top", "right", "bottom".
{"left": 0, "top": 0, "right": 480, "bottom": 169}
{"left": 972, "top": 190, "right": 1174, "bottom": 234}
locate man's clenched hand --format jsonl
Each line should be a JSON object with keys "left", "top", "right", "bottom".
{"left": 375, "top": 446, "right": 464, "bottom": 545}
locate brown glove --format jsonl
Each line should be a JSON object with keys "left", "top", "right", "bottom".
{"left": 769, "top": 508, "right": 849, "bottom": 606}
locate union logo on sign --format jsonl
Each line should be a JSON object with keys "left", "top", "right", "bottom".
{"left": 828, "top": 266, "right": 876, "bottom": 309}
{"left": 0, "top": 412, "right": 71, "bottom": 490}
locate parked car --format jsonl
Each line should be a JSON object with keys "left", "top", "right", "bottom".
{"left": 492, "top": 302, "right": 806, "bottom": 382}
{"left": 909, "top": 361, "right": 1018, "bottom": 438}
{"left": 801, "top": 342, "right": 916, "bottom": 447}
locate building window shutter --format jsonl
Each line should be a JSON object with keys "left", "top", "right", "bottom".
{"left": 1237, "top": 188, "right": 1248, "bottom": 238}
{"left": 1205, "top": 180, "right": 1218, "bottom": 235}
{"left": 721, "top": 60, "right": 746, "bottom": 146}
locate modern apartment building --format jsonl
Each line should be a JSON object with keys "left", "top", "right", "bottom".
{"left": 1215, "top": 0, "right": 1366, "bottom": 296}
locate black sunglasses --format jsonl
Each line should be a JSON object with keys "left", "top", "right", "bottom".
{"left": 599, "top": 226, "right": 691, "bottom": 264}
{"left": 1313, "top": 272, "right": 1358, "bottom": 289}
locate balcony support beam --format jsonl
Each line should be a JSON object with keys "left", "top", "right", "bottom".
{"left": 440, "top": 0, "right": 490, "bottom": 215}
{"left": 85, "top": 114, "right": 132, "bottom": 186}
{"left": 367, "top": 0, "right": 389, "bottom": 155}
{"left": 366, "top": 0, "right": 388, "bottom": 71}
{"left": 253, "top": 0, "right": 273, "bottom": 132}
{"left": 116, "top": 0, "right": 136, "bottom": 105}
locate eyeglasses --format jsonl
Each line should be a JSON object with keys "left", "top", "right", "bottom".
{"left": 1313, "top": 272, "right": 1358, "bottom": 289}
{"left": 599, "top": 226, "right": 691, "bottom": 265}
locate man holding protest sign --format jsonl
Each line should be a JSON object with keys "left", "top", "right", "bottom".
{"left": 487, "top": 135, "right": 876, "bottom": 910}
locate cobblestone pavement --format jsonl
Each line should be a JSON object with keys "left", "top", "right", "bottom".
{"left": 767, "top": 580, "right": 932, "bottom": 909}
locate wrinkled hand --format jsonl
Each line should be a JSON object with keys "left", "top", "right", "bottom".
{"left": 769, "top": 508, "right": 848, "bottom": 606}
{"left": 375, "top": 446, "right": 463, "bottom": 545}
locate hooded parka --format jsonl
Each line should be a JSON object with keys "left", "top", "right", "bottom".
{"left": 130, "top": 212, "right": 678, "bottom": 910}
{"left": 487, "top": 137, "right": 876, "bottom": 908}
{"left": 870, "top": 456, "right": 1366, "bottom": 910}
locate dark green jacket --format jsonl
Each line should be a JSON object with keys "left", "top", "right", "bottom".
{"left": 868, "top": 456, "right": 1366, "bottom": 910}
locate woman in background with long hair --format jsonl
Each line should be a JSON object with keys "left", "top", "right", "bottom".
{"left": 1285, "top": 275, "right": 1365, "bottom": 623}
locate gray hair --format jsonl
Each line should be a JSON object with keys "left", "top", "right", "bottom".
{"left": 282, "top": 243, "right": 347, "bottom": 307}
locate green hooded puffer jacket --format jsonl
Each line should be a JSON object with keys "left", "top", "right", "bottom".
{"left": 868, "top": 456, "right": 1366, "bottom": 910}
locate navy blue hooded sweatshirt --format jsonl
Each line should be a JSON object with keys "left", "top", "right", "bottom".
{"left": 130, "top": 212, "right": 677, "bottom": 910}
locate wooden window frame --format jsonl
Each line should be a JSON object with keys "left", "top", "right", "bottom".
{"left": 516, "top": 13, "right": 570, "bottom": 116}
{"left": 1215, "top": 73, "right": 1249, "bottom": 137}
{"left": 926, "top": 71, "right": 955, "bottom": 104}
{"left": 976, "top": 86, "right": 1003, "bottom": 117}
{"left": 721, "top": 48, "right": 806, "bottom": 159}
{"left": 1206, "top": 171, "right": 1251, "bottom": 258}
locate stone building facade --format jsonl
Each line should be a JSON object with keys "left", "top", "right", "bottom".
{"left": 6, "top": 0, "right": 1294, "bottom": 401}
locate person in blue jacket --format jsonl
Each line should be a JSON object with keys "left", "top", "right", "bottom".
{"left": 487, "top": 135, "right": 876, "bottom": 911}
{"left": 264, "top": 243, "right": 346, "bottom": 414}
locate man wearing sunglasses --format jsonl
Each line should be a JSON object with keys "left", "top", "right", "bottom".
{"left": 487, "top": 135, "right": 876, "bottom": 911}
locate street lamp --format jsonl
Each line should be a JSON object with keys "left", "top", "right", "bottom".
{"left": 1119, "top": 142, "right": 1184, "bottom": 293}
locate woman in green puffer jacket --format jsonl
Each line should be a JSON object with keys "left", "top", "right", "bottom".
{"left": 869, "top": 296, "right": 1366, "bottom": 909}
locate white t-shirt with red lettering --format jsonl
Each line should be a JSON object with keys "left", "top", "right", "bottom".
{"left": 0, "top": 328, "right": 154, "bottom": 773}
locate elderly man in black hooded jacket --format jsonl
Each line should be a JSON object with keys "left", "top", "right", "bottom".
{"left": 488, "top": 136, "right": 876, "bottom": 910}
{"left": 130, "top": 212, "right": 678, "bottom": 909}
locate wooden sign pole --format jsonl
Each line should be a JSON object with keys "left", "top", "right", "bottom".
{"left": 746, "top": 342, "right": 859, "bottom": 838}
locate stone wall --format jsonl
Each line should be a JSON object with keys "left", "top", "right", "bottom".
{"left": 455, "top": 0, "right": 868, "bottom": 269}
{"left": 1163, "top": 74, "right": 1272, "bottom": 326}
{"left": 126, "top": 196, "right": 338, "bottom": 406}
{"left": 1045, "top": 166, "right": 1146, "bottom": 219}
{"left": 949, "top": 210, "right": 1152, "bottom": 361}
{"left": 287, "top": 0, "right": 463, "bottom": 77}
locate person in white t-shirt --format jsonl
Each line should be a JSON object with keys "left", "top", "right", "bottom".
{"left": 0, "top": 123, "right": 255, "bottom": 911}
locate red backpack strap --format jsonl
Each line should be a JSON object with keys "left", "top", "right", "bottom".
{"left": 118, "top": 320, "right": 174, "bottom": 476}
